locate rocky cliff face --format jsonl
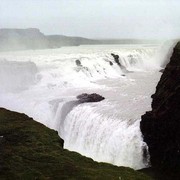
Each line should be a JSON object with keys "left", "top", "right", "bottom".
{"left": 140, "top": 42, "right": 180, "bottom": 171}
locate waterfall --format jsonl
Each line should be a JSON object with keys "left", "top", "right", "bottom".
{"left": 61, "top": 103, "right": 149, "bottom": 170}
{"left": 0, "top": 44, "right": 168, "bottom": 170}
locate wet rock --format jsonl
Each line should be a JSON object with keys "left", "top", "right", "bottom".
{"left": 75, "top": 59, "right": 82, "bottom": 66}
{"left": 77, "top": 93, "right": 105, "bottom": 103}
{"left": 140, "top": 42, "right": 180, "bottom": 171}
{"left": 111, "top": 53, "right": 127, "bottom": 72}
{"left": 159, "top": 69, "right": 164, "bottom": 73}
{"left": 109, "top": 61, "right": 113, "bottom": 66}
{"left": 111, "top": 53, "right": 121, "bottom": 66}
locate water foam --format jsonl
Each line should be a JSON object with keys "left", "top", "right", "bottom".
{"left": 62, "top": 103, "right": 149, "bottom": 169}
{"left": 0, "top": 44, "right": 166, "bottom": 170}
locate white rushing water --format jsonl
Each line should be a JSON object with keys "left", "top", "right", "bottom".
{"left": 0, "top": 44, "right": 169, "bottom": 169}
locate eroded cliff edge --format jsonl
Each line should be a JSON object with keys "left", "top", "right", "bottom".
{"left": 140, "top": 42, "right": 180, "bottom": 172}
{"left": 0, "top": 108, "right": 150, "bottom": 179}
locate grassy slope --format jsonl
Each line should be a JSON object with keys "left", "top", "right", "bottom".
{"left": 0, "top": 108, "right": 151, "bottom": 180}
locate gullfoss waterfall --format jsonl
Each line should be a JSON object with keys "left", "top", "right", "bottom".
{"left": 0, "top": 44, "right": 166, "bottom": 170}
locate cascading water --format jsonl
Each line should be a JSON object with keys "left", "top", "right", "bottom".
{"left": 62, "top": 103, "right": 149, "bottom": 169}
{"left": 0, "top": 44, "right": 169, "bottom": 170}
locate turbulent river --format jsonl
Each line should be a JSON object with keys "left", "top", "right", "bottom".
{"left": 0, "top": 44, "right": 171, "bottom": 169}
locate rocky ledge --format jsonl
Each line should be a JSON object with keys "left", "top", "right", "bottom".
{"left": 140, "top": 42, "right": 180, "bottom": 174}
{"left": 0, "top": 108, "right": 150, "bottom": 179}
{"left": 77, "top": 93, "right": 105, "bottom": 103}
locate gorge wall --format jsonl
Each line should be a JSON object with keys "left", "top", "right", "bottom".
{"left": 140, "top": 42, "right": 180, "bottom": 171}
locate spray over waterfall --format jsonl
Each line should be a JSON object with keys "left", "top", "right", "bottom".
{"left": 0, "top": 44, "right": 170, "bottom": 169}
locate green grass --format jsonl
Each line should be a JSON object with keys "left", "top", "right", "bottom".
{"left": 0, "top": 108, "right": 151, "bottom": 180}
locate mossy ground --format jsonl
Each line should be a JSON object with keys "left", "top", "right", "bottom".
{"left": 0, "top": 108, "right": 151, "bottom": 180}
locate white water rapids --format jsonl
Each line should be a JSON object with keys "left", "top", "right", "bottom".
{"left": 0, "top": 44, "right": 172, "bottom": 170}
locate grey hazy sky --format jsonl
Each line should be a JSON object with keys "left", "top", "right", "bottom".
{"left": 0, "top": 0, "right": 180, "bottom": 39}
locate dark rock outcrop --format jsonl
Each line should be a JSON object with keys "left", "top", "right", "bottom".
{"left": 109, "top": 61, "right": 113, "bottom": 66}
{"left": 111, "top": 53, "right": 121, "bottom": 66}
{"left": 111, "top": 53, "right": 127, "bottom": 71}
{"left": 140, "top": 42, "right": 180, "bottom": 171}
{"left": 159, "top": 69, "right": 164, "bottom": 73}
{"left": 77, "top": 93, "right": 105, "bottom": 103}
{"left": 75, "top": 59, "right": 82, "bottom": 66}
